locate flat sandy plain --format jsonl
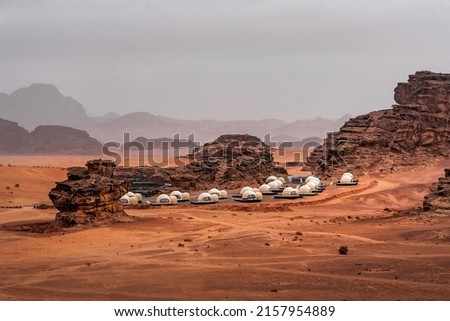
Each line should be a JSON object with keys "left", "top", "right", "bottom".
{"left": 0, "top": 154, "right": 449, "bottom": 300}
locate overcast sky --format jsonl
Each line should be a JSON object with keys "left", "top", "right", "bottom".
{"left": 0, "top": 0, "right": 449, "bottom": 121}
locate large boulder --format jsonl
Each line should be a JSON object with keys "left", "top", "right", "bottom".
{"left": 48, "top": 159, "right": 131, "bottom": 228}
{"left": 305, "top": 71, "right": 450, "bottom": 177}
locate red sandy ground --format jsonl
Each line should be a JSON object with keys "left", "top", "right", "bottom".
{"left": 0, "top": 155, "right": 449, "bottom": 300}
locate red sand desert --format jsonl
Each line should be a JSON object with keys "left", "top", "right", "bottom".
{"left": 0, "top": 155, "right": 449, "bottom": 300}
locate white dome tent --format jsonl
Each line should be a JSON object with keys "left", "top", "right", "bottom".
{"left": 297, "top": 184, "right": 317, "bottom": 196}
{"left": 208, "top": 188, "right": 221, "bottom": 197}
{"left": 242, "top": 190, "right": 257, "bottom": 200}
{"left": 273, "top": 179, "right": 284, "bottom": 188}
{"left": 219, "top": 190, "right": 228, "bottom": 199}
{"left": 305, "top": 176, "right": 325, "bottom": 191}
{"left": 274, "top": 187, "right": 301, "bottom": 199}
{"left": 155, "top": 194, "right": 174, "bottom": 205}
{"left": 240, "top": 186, "right": 253, "bottom": 195}
{"left": 268, "top": 181, "right": 279, "bottom": 191}
{"left": 170, "top": 191, "right": 183, "bottom": 200}
{"left": 120, "top": 195, "right": 130, "bottom": 205}
{"left": 337, "top": 172, "right": 358, "bottom": 186}
{"left": 171, "top": 190, "right": 189, "bottom": 202}
{"left": 191, "top": 192, "right": 219, "bottom": 205}
{"left": 305, "top": 176, "right": 320, "bottom": 184}
{"left": 343, "top": 172, "right": 354, "bottom": 179}
{"left": 129, "top": 196, "right": 139, "bottom": 205}
{"left": 259, "top": 184, "right": 274, "bottom": 194}
{"left": 169, "top": 195, "right": 178, "bottom": 205}
{"left": 266, "top": 175, "right": 278, "bottom": 183}
{"left": 234, "top": 190, "right": 262, "bottom": 203}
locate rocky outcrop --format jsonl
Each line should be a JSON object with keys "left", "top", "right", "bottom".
{"left": 115, "top": 134, "right": 288, "bottom": 190}
{"left": 0, "top": 118, "right": 102, "bottom": 155}
{"left": 306, "top": 71, "right": 450, "bottom": 177}
{"left": 48, "top": 160, "right": 131, "bottom": 228}
{"left": 423, "top": 169, "right": 450, "bottom": 213}
{"left": 0, "top": 119, "right": 29, "bottom": 153}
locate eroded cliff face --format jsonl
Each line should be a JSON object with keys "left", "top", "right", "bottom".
{"left": 48, "top": 159, "right": 131, "bottom": 228}
{"left": 306, "top": 71, "right": 450, "bottom": 177}
{"left": 115, "top": 134, "right": 288, "bottom": 190}
{"left": 423, "top": 169, "right": 450, "bottom": 213}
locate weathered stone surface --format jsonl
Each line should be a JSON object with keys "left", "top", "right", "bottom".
{"left": 306, "top": 71, "right": 450, "bottom": 177}
{"left": 423, "top": 169, "right": 450, "bottom": 213}
{"left": 115, "top": 134, "right": 288, "bottom": 189}
{"left": 0, "top": 118, "right": 102, "bottom": 155}
{"left": 48, "top": 159, "right": 131, "bottom": 228}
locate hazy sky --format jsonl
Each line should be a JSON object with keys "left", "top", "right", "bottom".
{"left": 0, "top": 0, "right": 449, "bottom": 121}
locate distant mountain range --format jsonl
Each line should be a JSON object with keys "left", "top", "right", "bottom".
{"left": 0, "top": 118, "right": 101, "bottom": 155}
{"left": 0, "top": 83, "right": 351, "bottom": 146}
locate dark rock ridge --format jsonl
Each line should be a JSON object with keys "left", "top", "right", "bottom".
{"left": 0, "top": 118, "right": 101, "bottom": 154}
{"left": 115, "top": 134, "right": 288, "bottom": 190}
{"left": 306, "top": 71, "right": 450, "bottom": 177}
{"left": 48, "top": 160, "right": 132, "bottom": 228}
{"left": 423, "top": 169, "right": 450, "bottom": 213}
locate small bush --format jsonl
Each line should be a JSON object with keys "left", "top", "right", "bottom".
{"left": 339, "top": 246, "right": 348, "bottom": 255}
{"left": 15, "top": 183, "right": 20, "bottom": 188}
{"left": 6, "top": 186, "right": 10, "bottom": 190}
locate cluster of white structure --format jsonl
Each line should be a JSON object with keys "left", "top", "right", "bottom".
{"left": 121, "top": 171, "right": 360, "bottom": 207}
{"left": 192, "top": 188, "right": 227, "bottom": 204}
{"left": 265, "top": 176, "right": 285, "bottom": 190}
{"left": 120, "top": 191, "right": 143, "bottom": 205}
{"left": 239, "top": 186, "right": 263, "bottom": 201}
{"left": 169, "top": 190, "right": 190, "bottom": 201}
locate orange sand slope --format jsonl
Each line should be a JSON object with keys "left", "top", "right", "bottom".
{"left": 0, "top": 156, "right": 449, "bottom": 300}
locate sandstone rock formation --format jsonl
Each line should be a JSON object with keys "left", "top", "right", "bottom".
{"left": 48, "top": 159, "right": 131, "bottom": 228}
{"left": 423, "top": 168, "right": 450, "bottom": 213}
{"left": 0, "top": 118, "right": 102, "bottom": 155}
{"left": 306, "top": 71, "right": 450, "bottom": 177}
{"left": 115, "top": 134, "right": 288, "bottom": 189}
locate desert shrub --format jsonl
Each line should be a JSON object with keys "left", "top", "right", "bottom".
{"left": 339, "top": 246, "right": 348, "bottom": 255}
{"left": 15, "top": 183, "right": 20, "bottom": 188}
{"left": 6, "top": 186, "right": 10, "bottom": 190}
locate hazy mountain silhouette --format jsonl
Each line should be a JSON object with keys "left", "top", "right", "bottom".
{"left": 0, "top": 118, "right": 101, "bottom": 155}
{"left": 0, "top": 84, "right": 89, "bottom": 130}
{"left": 0, "top": 84, "right": 350, "bottom": 144}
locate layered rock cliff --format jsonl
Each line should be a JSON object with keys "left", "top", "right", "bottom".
{"left": 0, "top": 118, "right": 102, "bottom": 155}
{"left": 48, "top": 159, "right": 131, "bottom": 228}
{"left": 306, "top": 71, "right": 450, "bottom": 177}
{"left": 423, "top": 168, "right": 450, "bottom": 213}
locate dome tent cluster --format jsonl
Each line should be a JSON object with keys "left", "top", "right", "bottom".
{"left": 149, "top": 188, "right": 228, "bottom": 205}
{"left": 233, "top": 174, "right": 325, "bottom": 202}
{"left": 120, "top": 191, "right": 144, "bottom": 205}
{"left": 120, "top": 171, "right": 358, "bottom": 206}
